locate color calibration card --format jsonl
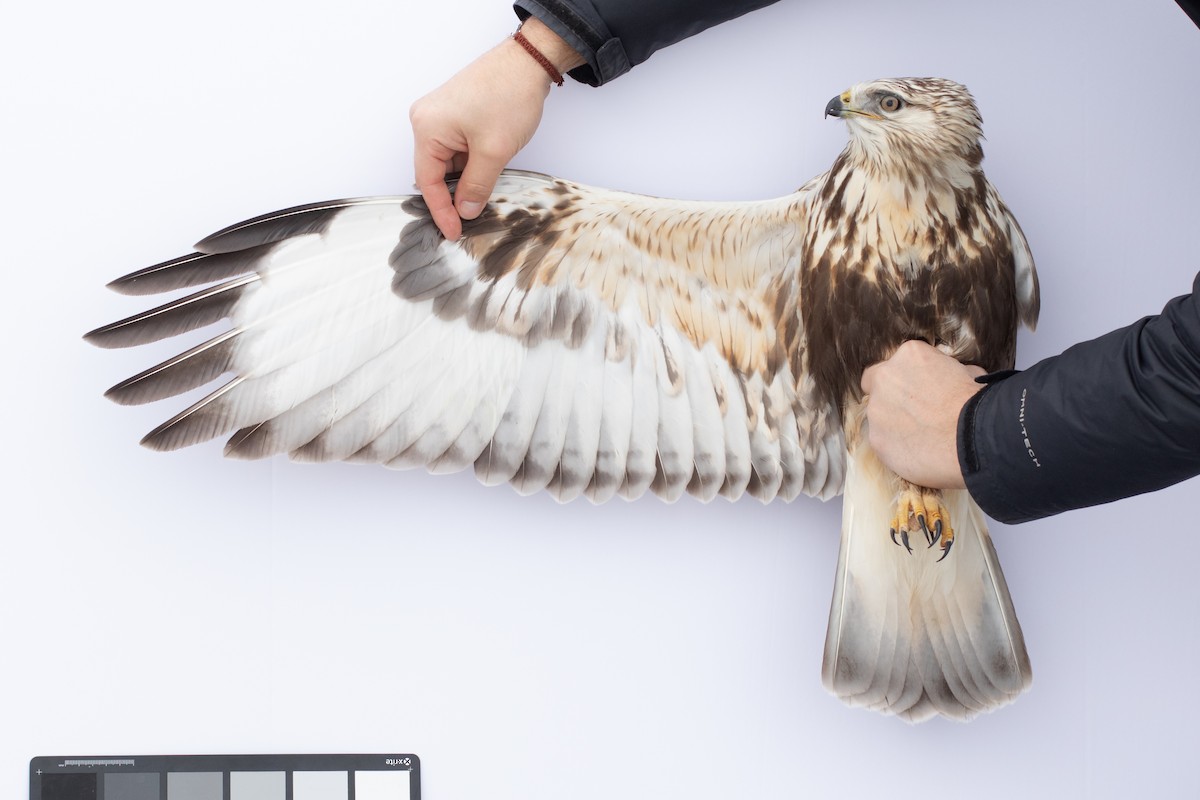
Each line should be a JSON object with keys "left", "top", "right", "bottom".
{"left": 30, "top": 754, "right": 420, "bottom": 800}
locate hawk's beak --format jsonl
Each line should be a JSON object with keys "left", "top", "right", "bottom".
{"left": 825, "top": 91, "right": 882, "bottom": 121}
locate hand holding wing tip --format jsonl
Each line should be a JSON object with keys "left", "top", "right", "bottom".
{"left": 409, "top": 17, "right": 583, "bottom": 241}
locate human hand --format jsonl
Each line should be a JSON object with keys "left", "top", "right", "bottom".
{"left": 409, "top": 17, "right": 583, "bottom": 240}
{"left": 860, "top": 341, "right": 987, "bottom": 490}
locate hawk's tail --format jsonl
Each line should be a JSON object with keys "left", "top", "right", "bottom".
{"left": 821, "top": 434, "right": 1032, "bottom": 722}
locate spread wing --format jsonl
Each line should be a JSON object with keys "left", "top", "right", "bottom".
{"left": 87, "top": 170, "right": 844, "bottom": 503}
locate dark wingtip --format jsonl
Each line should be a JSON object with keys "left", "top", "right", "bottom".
{"left": 138, "top": 427, "right": 176, "bottom": 452}
{"left": 138, "top": 416, "right": 206, "bottom": 452}
{"left": 222, "top": 423, "right": 274, "bottom": 461}
{"left": 194, "top": 197, "right": 406, "bottom": 254}
{"left": 83, "top": 282, "right": 247, "bottom": 351}
{"left": 106, "top": 252, "right": 211, "bottom": 296}
{"left": 83, "top": 324, "right": 114, "bottom": 348}
{"left": 103, "top": 381, "right": 141, "bottom": 407}
{"left": 83, "top": 318, "right": 143, "bottom": 350}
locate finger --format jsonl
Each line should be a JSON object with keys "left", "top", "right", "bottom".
{"left": 453, "top": 148, "right": 509, "bottom": 220}
{"left": 415, "top": 148, "right": 462, "bottom": 241}
{"left": 860, "top": 362, "right": 880, "bottom": 395}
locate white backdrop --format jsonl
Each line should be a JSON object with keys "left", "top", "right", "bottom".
{"left": 4, "top": 0, "right": 1199, "bottom": 797}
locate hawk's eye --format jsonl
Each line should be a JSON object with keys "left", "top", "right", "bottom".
{"left": 879, "top": 94, "right": 904, "bottom": 113}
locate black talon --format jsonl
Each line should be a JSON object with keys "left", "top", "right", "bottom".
{"left": 900, "top": 529, "right": 912, "bottom": 554}
{"left": 917, "top": 514, "right": 932, "bottom": 546}
{"left": 936, "top": 537, "right": 954, "bottom": 563}
{"left": 926, "top": 519, "right": 942, "bottom": 548}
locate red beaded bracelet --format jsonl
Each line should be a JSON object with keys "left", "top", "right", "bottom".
{"left": 512, "top": 27, "right": 565, "bottom": 87}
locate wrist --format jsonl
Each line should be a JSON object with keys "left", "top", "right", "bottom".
{"left": 515, "top": 16, "right": 585, "bottom": 74}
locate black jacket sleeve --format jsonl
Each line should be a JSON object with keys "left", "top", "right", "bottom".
{"left": 1179, "top": 0, "right": 1200, "bottom": 28}
{"left": 512, "top": 2, "right": 1195, "bottom": 86}
{"left": 513, "top": 0, "right": 781, "bottom": 86}
{"left": 959, "top": 271, "right": 1200, "bottom": 524}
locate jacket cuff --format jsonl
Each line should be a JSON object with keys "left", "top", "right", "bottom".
{"left": 957, "top": 376, "right": 1036, "bottom": 525}
{"left": 514, "top": 1, "right": 632, "bottom": 86}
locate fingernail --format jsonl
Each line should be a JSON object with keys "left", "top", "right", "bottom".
{"left": 459, "top": 200, "right": 483, "bottom": 218}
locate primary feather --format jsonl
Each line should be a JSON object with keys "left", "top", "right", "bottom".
{"left": 88, "top": 78, "right": 1038, "bottom": 721}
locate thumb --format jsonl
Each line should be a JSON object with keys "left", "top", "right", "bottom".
{"left": 453, "top": 151, "right": 508, "bottom": 220}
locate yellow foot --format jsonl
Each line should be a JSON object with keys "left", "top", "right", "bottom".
{"left": 889, "top": 482, "right": 955, "bottom": 562}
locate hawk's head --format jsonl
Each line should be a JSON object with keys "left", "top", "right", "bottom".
{"left": 825, "top": 78, "right": 984, "bottom": 181}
